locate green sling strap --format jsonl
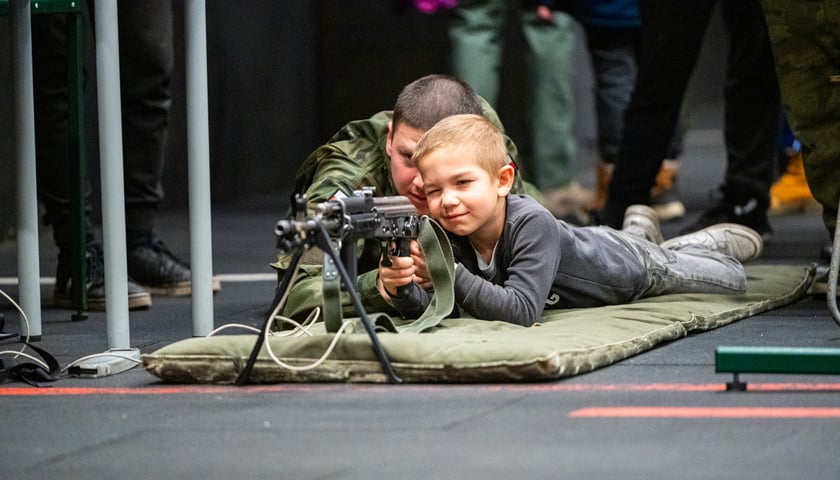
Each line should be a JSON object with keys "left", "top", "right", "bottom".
{"left": 321, "top": 216, "right": 455, "bottom": 334}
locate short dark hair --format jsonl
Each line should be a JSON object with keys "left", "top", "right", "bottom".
{"left": 391, "top": 74, "right": 483, "bottom": 134}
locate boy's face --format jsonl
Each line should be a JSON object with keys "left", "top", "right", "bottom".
{"left": 386, "top": 122, "right": 430, "bottom": 215}
{"left": 419, "top": 146, "right": 512, "bottom": 241}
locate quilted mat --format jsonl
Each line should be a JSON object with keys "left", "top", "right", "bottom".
{"left": 142, "top": 264, "right": 815, "bottom": 384}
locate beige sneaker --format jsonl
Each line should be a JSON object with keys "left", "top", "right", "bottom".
{"left": 661, "top": 223, "right": 764, "bottom": 263}
{"left": 622, "top": 204, "right": 664, "bottom": 244}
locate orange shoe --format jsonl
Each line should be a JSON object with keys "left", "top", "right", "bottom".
{"left": 769, "top": 151, "right": 821, "bottom": 215}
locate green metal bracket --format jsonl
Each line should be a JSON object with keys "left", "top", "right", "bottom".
{"left": 2, "top": 0, "right": 88, "bottom": 319}
{"left": 0, "top": 1, "right": 83, "bottom": 16}
{"left": 716, "top": 345, "right": 840, "bottom": 391}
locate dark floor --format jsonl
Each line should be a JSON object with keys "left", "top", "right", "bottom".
{"left": 2, "top": 131, "right": 839, "bottom": 480}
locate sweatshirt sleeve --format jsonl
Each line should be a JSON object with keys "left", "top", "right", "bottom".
{"left": 453, "top": 207, "right": 560, "bottom": 326}
{"left": 386, "top": 282, "right": 431, "bottom": 320}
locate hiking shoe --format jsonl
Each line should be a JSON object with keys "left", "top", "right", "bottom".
{"left": 127, "top": 231, "right": 221, "bottom": 296}
{"left": 622, "top": 204, "right": 664, "bottom": 244}
{"left": 585, "top": 162, "right": 614, "bottom": 213}
{"left": 662, "top": 223, "right": 764, "bottom": 263}
{"left": 54, "top": 245, "right": 152, "bottom": 311}
{"left": 680, "top": 193, "right": 772, "bottom": 239}
{"left": 650, "top": 159, "right": 686, "bottom": 222}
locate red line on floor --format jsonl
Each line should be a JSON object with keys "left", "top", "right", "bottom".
{"left": 2, "top": 382, "right": 840, "bottom": 396}
{"left": 569, "top": 406, "right": 840, "bottom": 418}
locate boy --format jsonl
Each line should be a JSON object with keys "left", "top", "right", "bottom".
{"left": 378, "top": 114, "right": 763, "bottom": 326}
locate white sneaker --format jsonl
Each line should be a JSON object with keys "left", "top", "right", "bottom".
{"left": 622, "top": 204, "right": 664, "bottom": 244}
{"left": 661, "top": 223, "right": 764, "bottom": 263}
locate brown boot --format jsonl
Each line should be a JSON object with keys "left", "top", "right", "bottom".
{"left": 585, "top": 162, "right": 614, "bottom": 212}
{"left": 650, "top": 159, "right": 686, "bottom": 221}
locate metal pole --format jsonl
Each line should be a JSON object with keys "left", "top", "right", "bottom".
{"left": 827, "top": 200, "right": 840, "bottom": 328}
{"left": 94, "top": 0, "right": 130, "bottom": 348}
{"left": 11, "top": 0, "right": 43, "bottom": 340}
{"left": 185, "top": 0, "right": 215, "bottom": 336}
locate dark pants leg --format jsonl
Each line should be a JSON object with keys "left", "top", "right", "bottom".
{"left": 600, "top": 0, "right": 716, "bottom": 228}
{"left": 33, "top": 1, "right": 174, "bottom": 255}
{"left": 115, "top": 0, "right": 174, "bottom": 234}
{"left": 718, "top": 0, "right": 780, "bottom": 204}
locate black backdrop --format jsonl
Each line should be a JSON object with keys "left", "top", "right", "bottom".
{"left": 0, "top": 0, "right": 726, "bottom": 235}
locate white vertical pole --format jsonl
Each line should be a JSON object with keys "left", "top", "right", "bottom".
{"left": 184, "top": 0, "right": 214, "bottom": 336}
{"left": 11, "top": 0, "right": 42, "bottom": 339}
{"left": 95, "top": 0, "right": 131, "bottom": 348}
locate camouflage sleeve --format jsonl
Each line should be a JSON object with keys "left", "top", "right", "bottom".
{"left": 300, "top": 144, "right": 386, "bottom": 207}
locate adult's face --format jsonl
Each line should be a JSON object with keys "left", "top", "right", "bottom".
{"left": 386, "top": 122, "right": 430, "bottom": 216}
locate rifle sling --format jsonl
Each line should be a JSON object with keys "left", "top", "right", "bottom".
{"left": 320, "top": 216, "right": 455, "bottom": 334}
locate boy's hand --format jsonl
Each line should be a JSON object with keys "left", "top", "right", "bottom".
{"left": 409, "top": 240, "right": 433, "bottom": 290}
{"left": 378, "top": 254, "right": 415, "bottom": 301}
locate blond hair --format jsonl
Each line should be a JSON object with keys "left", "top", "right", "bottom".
{"left": 413, "top": 114, "right": 508, "bottom": 176}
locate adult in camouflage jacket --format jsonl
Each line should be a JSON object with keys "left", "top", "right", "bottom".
{"left": 275, "top": 74, "right": 542, "bottom": 318}
{"left": 761, "top": 1, "right": 840, "bottom": 242}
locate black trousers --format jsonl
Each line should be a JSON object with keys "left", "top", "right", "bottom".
{"left": 601, "top": 0, "right": 780, "bottom": 228}
{"left": 32, "top": 0, "right": 174, "bottom": 254}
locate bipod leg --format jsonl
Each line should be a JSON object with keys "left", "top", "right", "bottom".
{"left": 235, "top": 248, "right": 304, "bottom": 386}
{"left": 313, "top": 225, "right": 402, "bottom": 384}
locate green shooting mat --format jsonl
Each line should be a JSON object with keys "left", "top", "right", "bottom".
{"left": 142, "top": 264, "right": 815, "bottom": 384}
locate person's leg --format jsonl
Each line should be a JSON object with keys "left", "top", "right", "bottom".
{"left": 33, "top": 11, "right": 151, "bottom": 310}
{"left": 601, "top": 227, "right": 748, "bottom": 298}
{"left": 587, "top": 27, "right": 638, "bottom": 168}
{"left": 117, "top": 0, "right": 174, "bottom": 237}
{"left": 681, "top": 0, "right": 780, "bottom": 236}
{"left": 599, "top": 0, "right": 716, "bottom": 228}
{"left": 519, "top": 9, "right": 591, "bottom": 222}
{"left": 584, "top": 27, "right": 638, "bottom": 212}
{"left": 448, "top": 0, "right": 507, "bottom": 106}
{"left": 519, "top": 9, "right": 578, "bottom": 189}
{"left": 638, "top": 242, "right": 748, "bottom": 297}
{"left": 761, "top": 0, "right": 840, "bottom": 238}
{"left": 115, "top": 0, "right": 204, "bottom": 296}
{"left": 32, "top": 13, "right": 88, "bottom": 259}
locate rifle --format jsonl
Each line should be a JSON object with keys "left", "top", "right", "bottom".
{"left": 236, "top": 188, "right": 419, "bottom": 385}
{"left": 275, "top": 187, "right": 421, "bottom": 286}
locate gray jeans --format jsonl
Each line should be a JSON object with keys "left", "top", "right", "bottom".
{"left": 616, "top": 229, "right": 748, "bottom": 298}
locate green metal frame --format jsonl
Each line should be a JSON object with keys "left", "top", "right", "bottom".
{"left": 717, "top": 345, "right": 840, "bottom": 390}
{"left": 716, "top": 199, "right": 840, "bottom": 391}
{"left": 2, "top": 0, "right": 88, "bottom": 316}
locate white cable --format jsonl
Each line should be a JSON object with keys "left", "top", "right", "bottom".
{"left": 60, "top": 352, "right": 142, "bottom": 374}
{"left": 264, "top": 319, "right": 353, "bottom": 371}
{"left": 0, "top": 349, "right": 49, "bottom": 369}
{"left": 206, "top": 323, "right": 262, "bottom": 336}
{"left": 0, "top": 287, "right": 47, "bottom": 370}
